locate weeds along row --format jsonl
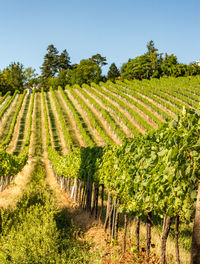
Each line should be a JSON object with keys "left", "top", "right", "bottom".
{"left": 0, "top": 91, "right": 35, "bottom": 191}
{"left": 1, "top": 76, "right": 200, "bottom": 190}
{"left": 12, "top": 93, "right": 31, "bottom": 155}
{"left": 0, "top": 158, "right": 91, "bottom": 263}
{"left": 46, "top": 107, "right": 200, "bottom": 264}
{"left": 1, "top": 76, "right": 200, "bottom": 263}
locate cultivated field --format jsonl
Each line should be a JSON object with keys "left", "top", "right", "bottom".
{"left": 0, "top": 76, "right": 200, "bottom": 263}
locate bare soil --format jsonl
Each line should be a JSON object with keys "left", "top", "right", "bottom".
{"left": 48, "top": 91, "right": 69, "bottom": 155}
{"left": 57, "top": 90, "right": 86, "bottom": 147}
{"left": 0, "top": 94, "right": 19, "bottom": 137}
{"left": 83, "top": 87, "right": 132, "bottom": 138}
{"left": 74, "top": 89, "right": 122, "bottom": 144}
{"left": 101, "top": 85, "right": 158, "bottom": 129}
{"left": 66, "top": 89, "right": 104, "bottom": 146}
{"left": 87, "top": 87, "right": 145, "bottom": 134}
{"left": 6, "top": 94, "right": 28, "bottom": 153}
{"left": 111, "top": 84, "right": 167, "bottom": 123}
{"left": 0, "top": 93, "right": 37, "bottom": 208}
{"left": 158, "top": 89, "right": 193, "bottom": 109}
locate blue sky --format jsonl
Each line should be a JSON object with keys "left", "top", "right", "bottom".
{"left": 0, "top": 0, "right": 199, "bottom": 74}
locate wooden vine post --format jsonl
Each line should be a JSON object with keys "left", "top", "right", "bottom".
{"left": 146, "top": 212, "right": 152, "bottom": 257}
{"left": 175, "top": 214, "right": 180, "bottom": 264}
{"left": 191, "top": 182, "right": 200, "bottom": 264}
{"left": 123, "top": 214, "right": 128, "bottom": 253}
{"left": 160, "top": 215, "right": 171, "bottom": 264}
{"left": 135, "top": 217, "right": 140, "bottom": 255}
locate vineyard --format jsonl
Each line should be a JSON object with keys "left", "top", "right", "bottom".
{"left": 0, "top": 76, "right": 200, "bottom": 263}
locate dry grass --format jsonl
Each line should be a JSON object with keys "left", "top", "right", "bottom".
{"left": 57, "top": 90, "right": 86, "bottom": 147}
{"left": 44, "top": 158, "right": 191, "bottom": 264}
{"left": 75, "top": 89, "right": 121, "bottom": 144}
{"left": 66, "top": 89, "right": 104, "bottom": 146}
{"left": 48, "top": 91, "right": 69, "bottom": 155}
{"left": 0, "top": 93, "right": 37, "bottom": 209}
{"left": 128, "top": 219, "right": 190, "bottom": 264}
{"left": 0, "top": 159, "right": 34, "bottom": 209}
{"left": 83, "top": 87, "right": 132, "bottom": 138}
{"left": 6, "top": 94, "right": 28, "bottom": 153}
{"left": 94, "top": 86, "right": 146, "bottom": 134}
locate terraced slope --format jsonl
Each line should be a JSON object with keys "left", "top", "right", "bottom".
{"left": 1, "top": 76, "right": 200, "bottom": 264}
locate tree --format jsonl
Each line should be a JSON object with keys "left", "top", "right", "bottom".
{"left": 40, "top": 44, "right": 59, "bottom": 79}
{"left": 67, "top": 58, "right": 102, "bottom": 86}
{"left": 107, "top": 63, "right": 120, "bottom": 82}
{"left": 24, "top": 67, "right": 38, "bottom": 88}
{"left": 58, "top": 49, "right": 71, "bottom": 71}
{"left": 146, "top": 40, "right": 158, "bottom": 55}
{"left": 121, "top": 55, "right": 152, "bottom": 80}
{"left": 0, "top": 62, "right": 25, "bottom": 93}
{"left": 121, "top": 41, "right": 163, "bottom": 80}
{"left": 54, "top": 69, "right": 70, "bottom": 88}
{"left": 161, "top": 54, "right": 178, "bottom": 76}
{"left": 186, "top": 62, "right": 200, "bottom": 76}
{"left": 91, "top": 54, "right": 107, "bottom": 68}
{"left": 146, "top": 40, "right": 162, "bottom": 78}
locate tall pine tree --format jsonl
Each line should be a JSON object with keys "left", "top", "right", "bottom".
{"left": 58, "top": 49, "right": 71, "bottom": 71}
{"left": 41, "top": 44, "right": 59, "bottom": 78}
{"left": 107, "top": 63, "right": 120, "bottom": 82}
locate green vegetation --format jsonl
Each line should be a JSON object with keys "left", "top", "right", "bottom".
{"left": 1, "top": 75, "right": 200, "bottom": 263}
{"left": 0, "top": 161, "right": 91, "bottom": 264}
{"left": 1, "top": 90, "right": 26, "bottom": 148}
{"left": 1, "top": 40, "right": 200, "bottom": 94}
{"left": 13, "top": 95, "right": 31, "bottom": 155}
{"left": 49, "top": 107, "right": 200, "bottom": 263}
{"left": 121, "top": 40, "right": 200, "bottom": 80}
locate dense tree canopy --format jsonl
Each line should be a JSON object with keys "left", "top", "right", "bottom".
{"left": 121, "top": 40, "right": 200, "bottom": 80}
{"left": 58, "top": 49, "right": 71, "bottom": 71}
{"left": 66, "top": 58, "right": 102, "bottom": 86}
{"left": 0, "top": 62, "right": 25, "bottom": 94}
{"left": 0, "top": 41, "right": 200, "bottom": 93}
{"left": 40, "top": 44, "right": 59, "bottom": 79}
{"left": 107, "top": 63, "right": 120, "bottom": 82}
{"left": 121, "top": 55, "right": 152, "bottom": 80}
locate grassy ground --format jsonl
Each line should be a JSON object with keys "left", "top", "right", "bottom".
{"left": 0, "top": 160, "right": 91, "bottom": 264}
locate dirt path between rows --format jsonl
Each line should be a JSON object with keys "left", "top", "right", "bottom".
{"left": 6, "top": 94, "right": 28, "bottom": 153}
{"left": 0, "top": 96, "right": 10, "bottom": 111}
{"left": 44, "top": 93, "right": 57, "bottom": 150}
{"left": 158, "top": 89, "right": 193, "bottom": 109}
{"left": 110, "top": 84, "right": 167, "bottom": 123}
{"left": 101, "top": 85, "right": 158, "bottom": 129}
{"left": 0, "top": 94, "right": 37, "bottom": 209}
{"left": 0, "top": 94, "right": 19, "bottom": 137}
{"left": 83, "top": 87, "right": 132, "bottom": 138}
{"left": 136, "top": 90, "right": 177, "bottom": 118}
{"left": 57, "top": 90, "right": 86, "bottom": 147}
{"left": 86, "top": 86, "right": 145, "bottom": 135}
{"left": 66, "top": 89, "right": 104, "bottom": 146}
{"left": 74, "top": 89, "right": 121, "bottom": 144}
{"left": 47, "top": 91, "right": 69, "bottom": 155}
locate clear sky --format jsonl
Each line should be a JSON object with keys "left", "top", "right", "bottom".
{"left": 0, "top": 0, "right": 199, "bottom": 74}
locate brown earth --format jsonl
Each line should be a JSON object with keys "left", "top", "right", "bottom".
{"left": 48, "top": 91, "right": 69, "bottom": 155}
{"left": 74, "top": 89, "right": 122, "bottom": 144}
{"left": 6, "top": 94, "right": 29, "bottom": 153}
{"left": 83, "top": 87, "right": 132, "bottom": 138}
{"left": 0, "top": 94, "right": 19, "bottom": 138}
{"left": 100, "top": 85, "right": 158, "bottom": 129}
{"left": 66, "top": 89, "right": 104, "bottom": 146}
{"left": 57, "top": 90, "right": 86, "bottom": 147}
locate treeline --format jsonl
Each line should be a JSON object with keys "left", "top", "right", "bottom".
{"left": 0, "top": 40, "right": 200, "bottom": 94}
{"left": 121, "top": 40, "right": 200, "bottom": 80}
{"left": 0, "top": 63, "right": 38, "bottom": 94}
